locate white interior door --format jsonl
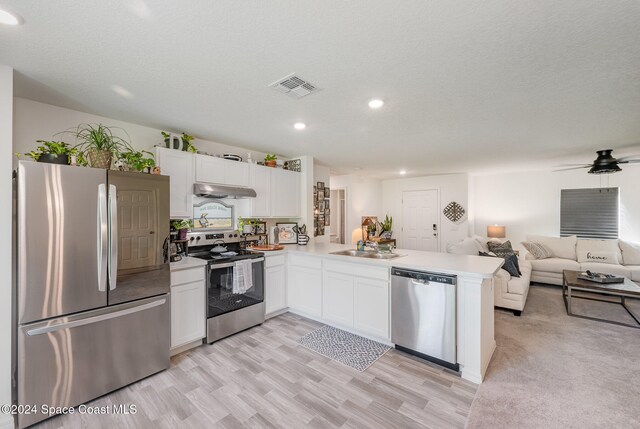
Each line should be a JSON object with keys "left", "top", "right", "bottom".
{"left": 118, "top": 189, "right": 158, "bottom": 270}
{"left": 402, "top": 190, "right": 439, "bottom": 251}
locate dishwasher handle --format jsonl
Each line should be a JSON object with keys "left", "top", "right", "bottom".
{"left": 391, "top": 267, "right": 456, "bottom": 285}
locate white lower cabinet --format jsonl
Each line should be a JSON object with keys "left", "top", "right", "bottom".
{"left": 322, "top": 271, "right": 354, "bottom": 327}
{"left": 321, "top": 260, "right": 390, "bottom": 341}
{"left": 265, "top": 255, "right": 287, "bottom": 316}
{"left": 170, "top": 266, "right": 206, "bottom": 352}
{"left": 288, "top": 255, "right": 322, "bottom": 318}
{"left": 354, "top": 277, "right": 390, "bottom": 339}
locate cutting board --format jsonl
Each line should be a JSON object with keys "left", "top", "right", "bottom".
{"left": 249, "top": 245, "right": 285, "bottom": 251}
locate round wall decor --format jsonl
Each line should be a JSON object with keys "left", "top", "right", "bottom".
{"left": 443, "top": 201, "right": 465, "bottom": 223}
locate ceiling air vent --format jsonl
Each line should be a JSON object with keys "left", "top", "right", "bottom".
{"left": 269, "top": 73, "right": 320, "bottom": 99}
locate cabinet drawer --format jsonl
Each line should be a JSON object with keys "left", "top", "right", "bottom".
{"left": 289, "top": 253, "right": 322, "bottom": 270}
{"left": 324, "top": 260, "right": 389, "bottom": 281}
{"left": 171, "top": 267, "right": 205, "bottom": 286}
{"left": 265, "top": 254, "right": 286, "bottom": 268}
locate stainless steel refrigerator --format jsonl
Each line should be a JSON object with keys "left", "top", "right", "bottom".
{"left": 13, "top": 161, "right": 171, "bottom": 428}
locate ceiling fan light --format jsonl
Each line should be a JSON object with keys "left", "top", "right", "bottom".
{"left": 588, "top": 164, "right": 622, "bottom": 174}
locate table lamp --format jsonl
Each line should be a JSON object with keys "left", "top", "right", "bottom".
{"left": 487, "top": 225, "right": 506, "bottom": 239}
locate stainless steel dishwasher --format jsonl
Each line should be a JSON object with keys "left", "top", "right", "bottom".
{"left": 391, "top": 267, "right": 458, "bottom": 371}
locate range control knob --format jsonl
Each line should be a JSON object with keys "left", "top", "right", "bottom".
{"left": 228, "top": 234, "right": 233, "bottom": 238}
{"left": 196, "top": 236, "right": 201, "bottom": 241}
{"left": 189, "top": 237, "right": 195, "bottom": 241}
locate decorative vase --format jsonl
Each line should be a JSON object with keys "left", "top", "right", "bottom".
{"left": 382, "top": 231, "right": 393, "bottom": 239}
{"left": 178, "top": 229, "right": 188, "bottom": 240}
{"left": 297, "top": 234, "right": 309, "bottom": 245}
{"left": 265, "top": 160, "right": 277, "bottom": 168}
{"left": 38, "top": 153, "right": 69, "bottom": 165}
{"left": 87, "top": 149, "right": 113, "bottom": 169}
{"left": 243, "top": 224, "right": 254, "bottom": 234}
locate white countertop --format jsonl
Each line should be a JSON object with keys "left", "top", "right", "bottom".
{"left": 258, "top": 242, "right": 503, "bottom": 279}
{"left": 170, "top": 256, "right": 208, "bottom": 271}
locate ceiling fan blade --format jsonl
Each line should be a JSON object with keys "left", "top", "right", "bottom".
{"left": 617, "top": 155, "right": 640, "bottom": 162}
{"left": 553, "top": 165, "right": 592, "bottom": 172}
{"left": 618, "top": 159, "right": 640, "bottom": 164}
{"left": 555, "top": 163, "right": 592, "bottom": 167}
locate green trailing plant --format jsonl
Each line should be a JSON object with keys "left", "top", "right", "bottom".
{"left": 161, "top": 131, "right": 197, "bottom": 153}
{"left": 171, "top": 219, "right": 193, "bottom": 231}
{"left": 380, "top": 214, "right": 393, "bottom": 232}
{"left": 119, "top": 149, "right": 156, "bottom": 172}
{"left": 237, "top": 216, "right": 258, "bottom": 233}
{"left": 264, "top": 154, "right": 277, "bottom": 161}
{"left": 18, "top": 140, "right": 78, "bottom": 162}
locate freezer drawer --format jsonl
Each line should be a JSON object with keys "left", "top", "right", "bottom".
{"left": 391, "top": 268, "right": 457, "bottom": 369}
{"left": 16, "top": 295, "right": 170, "bottom": 428}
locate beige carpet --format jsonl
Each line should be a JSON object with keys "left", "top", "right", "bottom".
{"left": 466, "top": 285, "right": 640, "bottom": 429}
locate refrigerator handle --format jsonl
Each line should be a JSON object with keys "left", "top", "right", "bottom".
{"left": 108, "top": 184, "right": 118, "bottom": 290}
{"left": 97, "top": 184, "right": 108, "bottom": 292}
{"left": 26, "top": 298, "right": 167, "bottom": 336}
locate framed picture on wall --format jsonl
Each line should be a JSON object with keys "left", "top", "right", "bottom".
{"left": 254, "top": 221, "right": 267, "bottom": 235}
{"left": 324, "top": 208, "right": 330, "bottom": 225}
{"left": 317, "top": 189, "right": 325, "bottom": 201}
{"left": 317, "top": 181, "right": 325, "bottom": 190}
{"left": 276, "top": 222, "right": 298, "bottom": 244}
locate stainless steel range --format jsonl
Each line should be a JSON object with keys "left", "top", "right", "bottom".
{"left": 187, "top": 232, "right": 265, "bottom": 343}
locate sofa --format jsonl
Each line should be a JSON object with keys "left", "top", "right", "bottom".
{"left": 447, "top": 237, "right": 532, "bottom": 316}
{"left": 524, "top": 235, "right": 640, "bottom": 286}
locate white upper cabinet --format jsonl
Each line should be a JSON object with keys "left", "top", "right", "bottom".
{"left": 249, "top": 164, "right": 271, "bottom": 217}
{"left": 155, "top": 147, "right": 193, "bottom": 218}
{"left": 270, "top": 168, "right": 301, "bottom": 218}
{"left": 195, "top": 154, "right": 249, "bottom": 187}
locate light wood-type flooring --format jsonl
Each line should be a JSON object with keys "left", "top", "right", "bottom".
{"left": 36, "top": 313, "right": 477, "bottom": 428}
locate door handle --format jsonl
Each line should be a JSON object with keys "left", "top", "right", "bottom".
{"left": 108, "top": 184, "right": 118, "bottom": 290}
{"left": 97, "top": 184, "right": 108, "bottom": 292}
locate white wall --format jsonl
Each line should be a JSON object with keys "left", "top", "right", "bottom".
{"left": 0, "top": 65, "right": 14, "bottom": 429}
{"left": 13, "top": 97, "right": 270, "bottom": 166}
{"left": 472, "top": 169, "right": 640, "bottom": 249}
{"left": 382, "top": 174, "right": 469, "bottom": 250}
{"left": 330, "top": 175, "right": 383, "bottom": 244}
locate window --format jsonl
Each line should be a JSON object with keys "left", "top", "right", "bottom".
{"left": 560, "top": 187, "right": 619, "bottom": 239}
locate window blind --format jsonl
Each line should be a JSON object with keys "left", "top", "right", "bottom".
{"left": 560, "top": 187, "right": 619, "bottom": 239}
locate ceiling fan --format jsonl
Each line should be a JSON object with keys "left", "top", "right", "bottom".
{"left": 554, "top": 149, "right": 640, "bottom": 174}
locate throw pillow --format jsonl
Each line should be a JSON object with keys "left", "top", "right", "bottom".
{"left": 521, "top": 241, "right": 554, "bottom": 259}
{"left": 472, "top": 235, "right": 490, "bottom": 253}
{"left": 446, "top": 237, "right": 483, "bottom": 256}
{"left": 527, "top": 235, "right": 577, "bottom": 260}
{"left": 577, "top": 251, "right": 619, "bottom": 265}
{"left": 479, "top": 251, "right": 521, "bottom": 277}
{"left": 619, "top": 240, "right": 640, "bottom": 265}
{"left": 487, "top": 240, "right": 515, "bottom": 258}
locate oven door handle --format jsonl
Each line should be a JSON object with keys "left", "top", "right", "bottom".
{"left": 208, "top": 257, "right": 265, "bottom": 270}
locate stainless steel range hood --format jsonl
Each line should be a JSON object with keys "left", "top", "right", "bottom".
{"left": 194, "top": 183, "right": 257, "bottom": 199}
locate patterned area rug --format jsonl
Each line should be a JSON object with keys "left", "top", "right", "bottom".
{"left": 297, "top": 325, "right": 391, "bottom": 372}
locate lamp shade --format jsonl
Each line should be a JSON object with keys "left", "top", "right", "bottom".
{"left": 487, "top": 225, "right": 506, "bottom": 239}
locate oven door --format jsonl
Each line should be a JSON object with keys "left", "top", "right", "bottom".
{"left": 207, "top": 258, "right": 265, "bottom": 318}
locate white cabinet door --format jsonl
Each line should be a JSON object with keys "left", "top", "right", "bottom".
{"left": 322, "top": 271, "right": 354, "bottom": 328}
{"left": 265, "top": 264, "right": 287, "bottom": 315}
{"left": 288, "top": 266, "right": 322, "bottom": 317}
{"left": 354, "top": 277, "right": 389, "bottom": 340}
{"left": 171, "top": 280, "right": 206, "bottom": 348}
{"left": 270, "top": 168, "right": 301, "bottom": 218}
{"left": 249, "top": 164, "right": 271, "bottom": 217}
{"left": 155, "top": 147, "right": 193, "bottom": 218}
{"left": 195, "top": 154, "right": 226, "bottom": 184}
{"left": 225, "top": 161, "right": 250, "bottom": 187}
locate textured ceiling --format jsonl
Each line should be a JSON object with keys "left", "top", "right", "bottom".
{"left": 1, "top": 0, "right": 640, "bottom": 177}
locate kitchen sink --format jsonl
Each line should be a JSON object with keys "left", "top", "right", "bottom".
{"left": 330, "top": 249, "right": 404, "bottom": 260}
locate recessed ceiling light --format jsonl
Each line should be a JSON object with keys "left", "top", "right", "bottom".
{"left": 294, "top": 122, "right": 306, "bottom": 130}
{"left": 399, "top": 170, "right": 407, "bottom": 175}
{"left": 368, "top": 99, "right": 384, "bottom": 109}
{"left": 0, "top": 8, "right": 24, "bottom": 26}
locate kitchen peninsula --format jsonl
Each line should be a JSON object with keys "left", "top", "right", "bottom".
{"left": 231, "top": 243, "right": 501, "bottom": 383}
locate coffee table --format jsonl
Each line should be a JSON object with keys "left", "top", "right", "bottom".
{"left": 563, "top": 270, "right": 640, "bottom": 329}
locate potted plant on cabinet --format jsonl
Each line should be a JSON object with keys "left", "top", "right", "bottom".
{"left": 63, "top": 124, "right": 130, "bottom": 169}
{"left": 119, "top": 148, "right": 156, "bottom": 173}
{"left": 171, "top": 219, "right": 193, "bottom": 240}
{"left": 18, "top": 140, "right": 78, "bottom": 165}
{"left": 264, "top": 154, "right": 277, "bottom": 168}
{"left": 161, "top": 131, "right": 198, "bottom": 153}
